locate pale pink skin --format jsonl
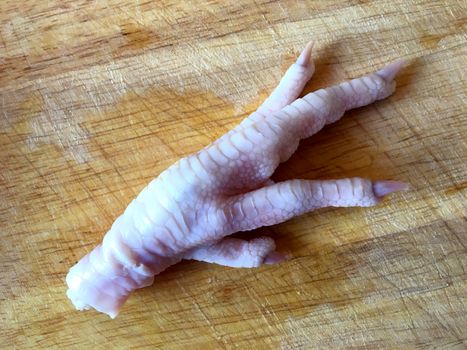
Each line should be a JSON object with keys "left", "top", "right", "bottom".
{"left": 66, "top": 42, "right": 408, "bottom": 318}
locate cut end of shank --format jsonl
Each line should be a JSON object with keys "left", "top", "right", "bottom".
{"left": 65, "top": 243, "right": 155, "bottom": 319}
{"left": 66, "top": 286, "right": 121, "bottom": 319}
{"left": 66, "top": 261, "right": 130, "bottom": 319}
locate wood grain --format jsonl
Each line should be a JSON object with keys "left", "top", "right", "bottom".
{"left": 1, "top": 0, "right": 466, "bottom": 348}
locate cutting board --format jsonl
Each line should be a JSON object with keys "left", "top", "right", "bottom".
{"left": 1, "top": 0, "right": 466, "bottom": 348}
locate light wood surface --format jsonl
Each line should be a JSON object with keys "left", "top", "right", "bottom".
{"left": 1, "top": 0, "right": 466, "bottom": 348}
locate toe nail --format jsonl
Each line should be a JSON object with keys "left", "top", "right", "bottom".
{"left": 373, "top": 180, "right": 409, "bottom": 198}
{"left": 264, "top": 251, "right": 289, "bottom": 265}
{"left": 296, "top": 41, "right": 314, "bottom": 67}
{"left": 376, "top": 59, "right": 406, "bottom": 81}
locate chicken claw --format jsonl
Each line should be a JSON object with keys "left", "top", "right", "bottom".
{"left": 66, "top": 42, "right": 407, "bottom": 318}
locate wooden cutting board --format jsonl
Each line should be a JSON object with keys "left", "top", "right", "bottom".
{"left": 1, "top": 0, "right": 465, "bottom": 348}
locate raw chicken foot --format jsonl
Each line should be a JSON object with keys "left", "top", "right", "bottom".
{"left": 66, "top": 42, "right": 408, "bottom": 318}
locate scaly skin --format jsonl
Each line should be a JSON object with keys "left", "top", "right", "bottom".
{"left": 66, "top": 42, "right": 408, "bottom": 318}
